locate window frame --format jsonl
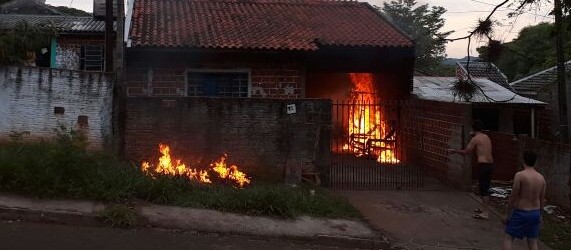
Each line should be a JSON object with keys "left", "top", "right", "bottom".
{"left": 80, "top": 45, "right": 104, "bottom": 72}
{"left": 185, "top": 69, "right": 251, "bottom": 98}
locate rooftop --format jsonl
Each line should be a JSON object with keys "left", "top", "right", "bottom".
{"left": 0, "top": 14, "right": 110, "bottom": 33}
{"left": 456, "top": 61, "right": 510, "bottom": 90}
{"left": 510, "top": 60, "right": 571, "bottom": 98}
{"left": 413, "top": 77, "right": 544, "bottom": 105}
{"left": 128, "top": 0, "right": 414, "bottom": 50}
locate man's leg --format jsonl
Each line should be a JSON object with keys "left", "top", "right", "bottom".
{"left": 502, "top": 234, "right": 514, "bottom": 250}
{"left": 481, "top": 195, "right": 490, "bottom": 218}
{"left": 527, "top": 238, "right": 538, "bottom": 250}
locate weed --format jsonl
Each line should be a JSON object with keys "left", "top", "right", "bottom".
{"left": 98, "top": 204, "right": 137, "bottom": 229}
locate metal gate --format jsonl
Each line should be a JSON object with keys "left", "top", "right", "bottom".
{"left": 329, "top": 100, "right": 424, "bottom": 190}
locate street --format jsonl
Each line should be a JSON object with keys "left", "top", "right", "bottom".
{"left": 0, "top": 220, "right": 361, "bottom": 250}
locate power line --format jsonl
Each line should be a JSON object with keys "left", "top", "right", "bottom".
{"left": 466, "top": 0, "right": 554, "bottom": 19}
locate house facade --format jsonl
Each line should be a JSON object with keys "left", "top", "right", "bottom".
{"left": 511, "top": 60, "right": 571, "bottom": 142}
{"left": 123, "top": 0, "right": 415, "bottom": 182}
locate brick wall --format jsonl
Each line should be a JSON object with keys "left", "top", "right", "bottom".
{"left": 125, "top": 98, "right": 331, "bottom": 182}
{"left": 0, "top": 66, "right": 113, "bottom": 149}
{"left": 55, "top": 35, "right": 105, "bottom": 71}
{"left": 126, "top": 63, "right": 304, "bottom": 99}
{"left": 402, "top": 98, "right": 472, "bottom": 189}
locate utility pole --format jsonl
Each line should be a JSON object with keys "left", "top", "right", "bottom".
{"left": 114, "top": 0, "right": 125, "bottom": 75}
{"left": 554, "top": 0, "right": 569, "bottom": 143}
{"left": 105, "top": 0, "right": 114, "bottom": 73}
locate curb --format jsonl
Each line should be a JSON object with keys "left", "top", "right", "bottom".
{"left": 0, "top": 206, "right": 101, "bottom": 227}
{"left": 0, "top": 198, "right": 390, "bottom": 249}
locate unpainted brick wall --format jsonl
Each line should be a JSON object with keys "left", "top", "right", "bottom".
{"left": 55, "top": 36, "right": 105, "bottom": 71}
{"left": 0, "top": 66, "right": 113, "bottom": 149}
{"left": 126, "top": 63, "right": 304, "bottom": 99}
{"left": 402, "top": 98, "right": 472, "bottom": 189}
{"left": 125, "top": 98, "right": 331, "bottom": 182}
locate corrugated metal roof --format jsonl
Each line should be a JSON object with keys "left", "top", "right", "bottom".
{"left": 128, "top": 0, "right": 414, "bottom": 50}
{"left": 510, "top": 60, "right": 571, "bottom": 98}
{"left": 0, "top": 14, "right": 111, "bottom": 33}
{"left": 413, "top": 77, "right": 544, "bottom": 105}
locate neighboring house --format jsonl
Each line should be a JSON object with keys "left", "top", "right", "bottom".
{"left": 0, "top": 0, "right": 112, "bottom": 71}
{"left": 510, "top": 60, "right": 571, "bottom": 141}
{"left": 0, "top": 0, "right": 114, "bottom": 148}
{"left": 456, "top": 61, "right": 511, "bottom": 90}
{"left": 413, "top": 76, "right": 545, "bottom": 181}
{"left": 413, "top": 77, "right": 544, "bottom": 136}
{"left": 123, "top": 0, "right": 415, "bottom": 180}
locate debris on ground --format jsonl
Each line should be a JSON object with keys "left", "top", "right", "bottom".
{"left": 544, "top": 205, "right": 557, "bottom": 215}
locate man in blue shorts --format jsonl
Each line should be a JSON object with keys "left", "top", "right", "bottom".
{"left": 503, "top": 151, "right": 546, "bottom": 250}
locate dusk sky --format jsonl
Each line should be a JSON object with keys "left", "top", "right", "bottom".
{"left": 46, "top": 0, "right": 554, "bottom": 58}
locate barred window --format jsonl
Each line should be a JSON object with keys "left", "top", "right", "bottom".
{"left": 80, "top": 45, "right": 104, "bottom": 71}
{"left": 187, "top": 72, "right": 249, "bottom": 97}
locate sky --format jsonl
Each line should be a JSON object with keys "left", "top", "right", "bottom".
{"left": 46, "top": 0, "right": 554, "bottom": 58}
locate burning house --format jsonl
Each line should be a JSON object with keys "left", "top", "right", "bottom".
{"left": 123, "top": 0, "right": 415, "bottom": 185}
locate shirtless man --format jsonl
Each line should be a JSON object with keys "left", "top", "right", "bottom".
{"left": 503, "top": 151, "right": 545, "bottom": 250}
{"left": 448, "top": 119, "right": 494, "bottom": 219}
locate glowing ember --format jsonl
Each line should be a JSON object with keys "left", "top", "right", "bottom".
{"left": 141, "top": 144, "right": 251, "bottom": 188}
{"left": 343, "top": 73, "right": 400, "bottom": 164}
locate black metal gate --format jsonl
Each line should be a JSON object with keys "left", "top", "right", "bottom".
{"left": 329, "top": 100, "right": 424, "bottom": 190}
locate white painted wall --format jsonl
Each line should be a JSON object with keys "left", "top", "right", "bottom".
{"left": 0, "top": 66, "right": 113, "bottom": 149}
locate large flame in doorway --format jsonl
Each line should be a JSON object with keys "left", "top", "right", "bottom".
{"left": 141, "top": 144, "right": 251, "bottom": 188}
{"left": 342, "top": 73, "right": 400, "bottom": 164}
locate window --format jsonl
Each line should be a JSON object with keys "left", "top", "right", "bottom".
{"left": 187, "top": 72, "right": 249, "bottom": 97}
{"left": 80, "top": 45, "right": 104, "bottom": 71}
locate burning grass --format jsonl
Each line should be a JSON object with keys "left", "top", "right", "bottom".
{"left": 0, "top": 131, "right": 359, "bottom": 219}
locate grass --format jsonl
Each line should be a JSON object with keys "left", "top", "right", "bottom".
{"left": 0, "top": 132, "right": 360, "bottom": 220}
{"left": 98, "top": 204, "right": 137, "bottom": 228}
{"left": 540, "top": 214, "right": 571, "bottom": 250}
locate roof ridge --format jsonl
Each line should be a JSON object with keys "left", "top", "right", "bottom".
{"left": 510, "top": 60, "right": 571, "bottom": 86}
{"left": 0, "top": 13, "right": 93, "bottom": 18}
{"left": 168, "top": 0, "right": 363, "bottom": 5}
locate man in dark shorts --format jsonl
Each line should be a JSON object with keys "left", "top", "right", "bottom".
{"left": 502, "top": 151, "right": 545, "bottom": 250}
{"left": 448, "top": 119, "right": 494, "bottom": 219}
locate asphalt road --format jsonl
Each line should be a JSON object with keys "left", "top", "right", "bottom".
{"left": 0, "top": 220, "right": 361, "bottom": 250}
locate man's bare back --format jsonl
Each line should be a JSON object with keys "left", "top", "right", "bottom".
{"left": 469, "top": 133, "right": 493, "bottom": 163}
{"left": 513, "top": 169, "right": 546, "bottom": 211}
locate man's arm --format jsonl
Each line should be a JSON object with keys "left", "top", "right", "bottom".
{"left": 505, "top": 173, "right": 521, "bottom": 219}
{"left": 448, "top": 137, "right": 477, "bottom": 155}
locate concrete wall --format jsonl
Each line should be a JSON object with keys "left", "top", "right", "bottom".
{"left": 125, "top": 98, "right": 331, "bottom": 182}
{"left": 521, "top": 137, "right": 570, "bottom": 208}
{"left": 0, "top": 66, "right": 113, "bottom": 149}
{"left": 402, "top": 99, "right": 472, "bottom": 189}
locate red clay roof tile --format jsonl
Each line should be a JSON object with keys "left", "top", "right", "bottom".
{"left": 129, "top": 0, "right": 413, "bottom": 50}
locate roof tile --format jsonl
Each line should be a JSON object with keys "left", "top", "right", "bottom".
{"left": 129, "top": 0, "right": 413, "bottom": 50}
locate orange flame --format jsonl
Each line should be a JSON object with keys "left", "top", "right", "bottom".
{"left": 141, "top": 144, "right": 250, "bottom": 187}
{"left": 343, "top": 73, "right": 400, "bottom": 164}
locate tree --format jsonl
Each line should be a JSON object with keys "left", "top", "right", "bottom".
{"left": 380, "top": 0, "right": 452, "bottom": 75}
{"left": 0, "top": 21, "right": 56, "bottom": 65}
{"left": 477, "top": 22, "right": 571, "bottom": 81}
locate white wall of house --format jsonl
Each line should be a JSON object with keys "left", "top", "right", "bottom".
{"left": 0, "top": 66, "right": 113, "bottom": 149}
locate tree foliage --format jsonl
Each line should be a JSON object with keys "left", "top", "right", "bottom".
{"left": 380, "top": 0, "right": 452, "bottom": 75}
{"left": 0, "top": 21, "right": 57, "bottom": 65}
{"left": 477, "top": 22, "right": 571, "bottom": 81}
